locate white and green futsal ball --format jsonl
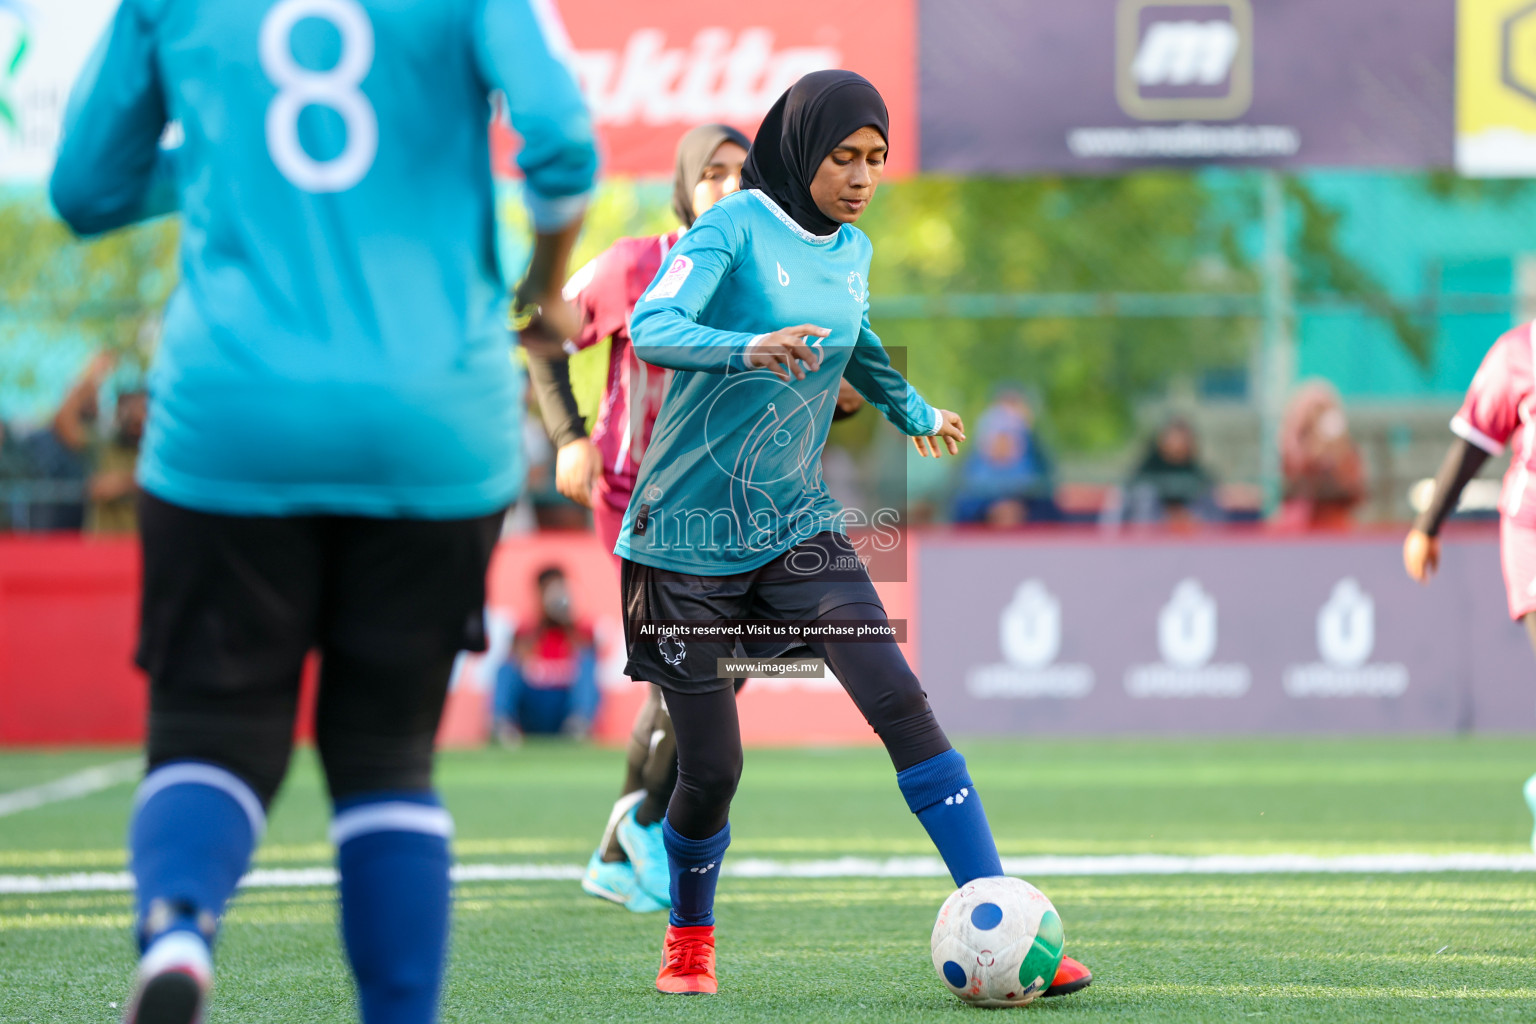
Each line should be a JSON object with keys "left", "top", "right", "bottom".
{"left": 930, "top": 877, "right": 1065, "bottom": 1007}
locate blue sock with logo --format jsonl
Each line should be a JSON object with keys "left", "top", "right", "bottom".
{"left": 332, "top": 791, "right": 453, "bottom": 1024}
{"left": 129, "top": 761, "right": 264, "bottom": 951}
{"left": 896, "top": 749, "right": 1004, "bottom": 886}
{"left": 662, "top": 818, "right": 730, "bottom": 928}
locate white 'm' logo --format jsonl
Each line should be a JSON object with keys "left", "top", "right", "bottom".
{"left": 1158, "top": 579, "right": 1217, "bottom": 670}
{"left": 1132, "top": 20, "right": 1240, "bottom": 87}
{"left": 777, "top": 262, "right": 790, "bottom": 287}
{"left": 1116, "top": 0, "right": 1252, "bottom": 121}
{"left": 999, "top": 580, "right": 1061, "bottom": 670}
{"left": 1317, "top": 578, "right": 1374, "bottom": 669}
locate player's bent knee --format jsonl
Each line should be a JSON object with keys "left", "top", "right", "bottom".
{"left": 677, "top": 757, "right": 742, "bottom": 812}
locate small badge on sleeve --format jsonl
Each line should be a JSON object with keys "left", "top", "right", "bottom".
{"left": 633, "top": 504, "right": 650, "bottom": 536}
{"left": 645, "top": 255, "right": 693, "bottom": 301}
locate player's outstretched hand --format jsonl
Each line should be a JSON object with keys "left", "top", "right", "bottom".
{"left": 914, "top": 409, "right": 966, "bottom": 458}
{"left": 747, "top": 325, "right": 828, "bottom": 381}
{"left": 555, "top": 438, "right": 601, "bottom": 508}
{"left": 1403, "top": 529, "right": 1440, "bottom": 584}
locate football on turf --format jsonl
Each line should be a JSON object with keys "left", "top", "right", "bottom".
{"left": 930, "top": 876, "right": 1065, "bottom": 1007}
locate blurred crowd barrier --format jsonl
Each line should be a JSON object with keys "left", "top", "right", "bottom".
{"left": 2, "top": 527, "right": 1530, "bottom": 746}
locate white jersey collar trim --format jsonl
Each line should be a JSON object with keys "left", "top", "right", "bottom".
{"left": 748, "top": 190, "right": 840, "bottom": 245}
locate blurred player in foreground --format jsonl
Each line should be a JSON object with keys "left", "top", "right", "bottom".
{"left": 50, "top": 1, "right": 595, "bottom": 1022}
{"left": 1403, "top": 322, "right": 1536, "bottom": 847}
{"left": 530, "top": 124, "right": 866, "bottom": 914}
{"left": 621, "top": 70, "right": 1091, "bottom": 998}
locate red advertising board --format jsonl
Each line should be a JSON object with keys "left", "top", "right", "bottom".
{"left": 493, "top": 0, "right": 917, "bottom": 178}
{"left": 0, "top": 533, "right": 907, "bottom": 749}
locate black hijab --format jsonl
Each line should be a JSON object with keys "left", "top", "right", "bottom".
{"left": 672, "top": 123, "right": 751, "bottom": 228}
{"left": 739, "top": 70, "right": 889, "bottom": 236}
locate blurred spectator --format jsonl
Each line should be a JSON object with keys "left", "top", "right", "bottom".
{"left": 1277, "top": 381, "right": 1365, "bottom": 530}
{"left": 952, "top": 388, "right": 1056, "bottom": 525}
{"left": 21, "top": 352, "right": 113, "bottom": 530}
{"left": 492, "top": 567, "right": 599, "bottom": 744}
{"left": 1121, "top": 417, "right": 1219, "bottom": 526}
{"left": 0, "top": 418, "right": 35, "bottom": 529}
{"left": 87, "top": 385, "right": 147, "bottom": 534}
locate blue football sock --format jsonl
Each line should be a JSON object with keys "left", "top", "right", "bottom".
{"left": 332, "top": 791, "right": 453, "bottom": 1024}
{"left": 662, "top": 818, "right": 730, "bottom": 928}
{"left": 896, "top": 749, "right": 1004, "bottom": 886}
{"left": 129, "top": 761, "right": 265, "bottom": 951}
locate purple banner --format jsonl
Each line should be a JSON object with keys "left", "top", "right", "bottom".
{"left": 919, "top": 0, "right": 1454, "bottom": 173}
{"left": 918, "top": 533, "right": 1531, "bottom": 734}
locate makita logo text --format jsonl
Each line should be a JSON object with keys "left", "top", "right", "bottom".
{"left": 572, "top": 28, "right": 839, "bottom": 125}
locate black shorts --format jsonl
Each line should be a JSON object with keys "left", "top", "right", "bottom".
{"left": 620, "top": 531, "right": 882, "bottom": 694}
{"left": 136, "top": 492, "right": 503, "bottom": 797}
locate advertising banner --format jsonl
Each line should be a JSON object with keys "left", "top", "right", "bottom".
{"left": 0, "top": 0, "right": 118, "bottom": 182}
{"left": 1457, "top": 0, "right": 1536, "bottom": 176}
{"left": 491, "top": 0, "right": 918, "bottom": 179}
{"left": 918, "top": 533, "right": 1530, "bottom": 735}
{"left": 920, "top": 0, "right": 1455, "bottom": 174}
{"left": 0, "top": 0, "right": 916, "bottom": 184}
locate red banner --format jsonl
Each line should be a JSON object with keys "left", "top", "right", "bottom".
{"left": 0, "top": 533, "right": 913, "bottom": 749}
{"left": 493, "top": 0, "right": 918, "bottom": 178}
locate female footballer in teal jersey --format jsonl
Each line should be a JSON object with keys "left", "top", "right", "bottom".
{"left": 621, "top": 70, "right": 1092, "bottom": 998}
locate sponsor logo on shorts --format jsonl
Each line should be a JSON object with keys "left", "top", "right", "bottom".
{"left": 658, "top": 633, "right": 687, "bottom": 667}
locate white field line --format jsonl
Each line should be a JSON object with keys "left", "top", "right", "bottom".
{"left": 6, "top": 853, "right": 1536, "bottom": 895}
{"left": 0, "top": 759, "right": 140, "bottom": 818}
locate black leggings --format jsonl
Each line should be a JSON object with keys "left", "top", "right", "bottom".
{"left": 663, "top": 603, "right": 951, "bottom": 839}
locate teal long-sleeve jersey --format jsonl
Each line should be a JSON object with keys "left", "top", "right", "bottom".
{"left": 621, "top": 188, "right": 941, "bottom": 575}
{"left": 49, "top": 0, "right": 597, "bottom": 519}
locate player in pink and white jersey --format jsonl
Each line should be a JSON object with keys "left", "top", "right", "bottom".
{"left": 1405, "top": 320, "right": 1536, "bottom": 845}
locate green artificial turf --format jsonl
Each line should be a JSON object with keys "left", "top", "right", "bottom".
{"left": 3, "top": 737, "right": 1536, "bottom": 1021}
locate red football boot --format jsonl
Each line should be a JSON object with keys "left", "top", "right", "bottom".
{"left": 1042, "top": 954, "right": 1092, "bottom": 997}
{"left": 655, "top": 924, "right": 717, "bottom": 995}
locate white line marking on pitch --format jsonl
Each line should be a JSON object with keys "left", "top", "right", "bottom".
{"left": 5, "top": 853, "right": 1536, "bottom": 895}
{"left": 0, "top": 759, "right": 140, "bottom": 818}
